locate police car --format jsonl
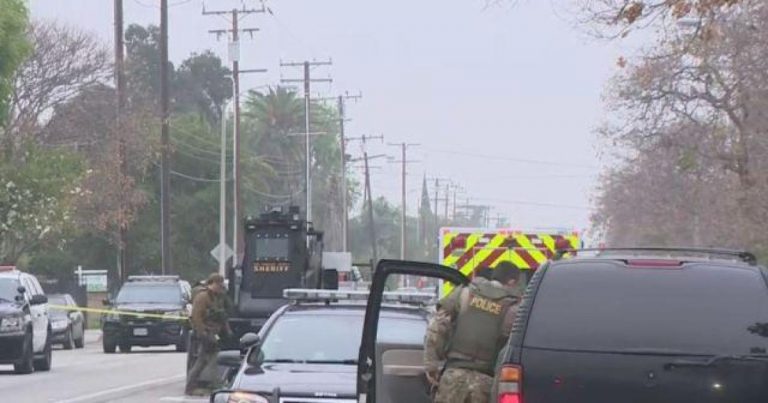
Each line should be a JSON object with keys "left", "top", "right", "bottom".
{"left": 0, "top": 265, "right": 53, "bottom": 374}
{"left": 211, "top": 287, "right": 436, "bottom": 403}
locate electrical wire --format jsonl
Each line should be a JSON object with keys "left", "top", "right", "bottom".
{"left": 422, "top": 147, "right": 599, "bottom": 169}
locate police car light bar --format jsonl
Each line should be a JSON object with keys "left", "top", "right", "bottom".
{"left": 127, "top": 275, "right": 180, "bottom": 282}
{"left": 283, "top": 288, "right": 436, "bottom": 305}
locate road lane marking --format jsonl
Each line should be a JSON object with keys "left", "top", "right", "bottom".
{"left": 53, "top": 373, "right": 186, "bottom": 403}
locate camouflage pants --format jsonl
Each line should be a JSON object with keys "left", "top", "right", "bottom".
{"left": 434, "top": 368, "right": 493, "bottom": 403}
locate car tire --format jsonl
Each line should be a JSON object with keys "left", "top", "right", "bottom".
{"left": 74, "top": 324, "right": 85, "bottom": 349}
{"left": 13, "top": 331, "right": 34, "bottom": 374}
{"left": 119, "top": 343, "right": 132, "bottom": 353}
{"left": 102, "top": 336, "right": 117, "bottom": 353}
{"left": 33, "top": 330, "right": 53, "bottom": 371}
{"left": 176, "top": 327, "right": 189, "bottom": 352}
{"left": 63, "top": 328, "right": 74, "bottom": 350}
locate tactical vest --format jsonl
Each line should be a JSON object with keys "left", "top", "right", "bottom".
{"left": 446, "top": 280, "right": 517, "bottom": 375}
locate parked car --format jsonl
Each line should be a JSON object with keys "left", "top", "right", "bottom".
{"left": 0, "top": 265, "right": 53, "bottom": 374}
{"left": 102, "top": 275, "right": 191, "bottom": 353}
{"left": 48, "top": 293, "right": 85, "bottom": 350}
{"left": 493, "top": 248, "right": 768, "bottom": 403}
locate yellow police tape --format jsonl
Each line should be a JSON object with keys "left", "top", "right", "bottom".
{"left": 47, "top": 304, "right": 188, "bottom": 321}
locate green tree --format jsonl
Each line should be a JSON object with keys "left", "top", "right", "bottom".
{"left": 0, "top": 0, "right": 29, "bottom": 129}
{"left": 0, "top": 142, "right": 85, "bottom": 263}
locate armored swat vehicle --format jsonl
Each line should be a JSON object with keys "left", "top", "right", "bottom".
{"left": 223, "top": 206, "right": 333, "bottom": 348}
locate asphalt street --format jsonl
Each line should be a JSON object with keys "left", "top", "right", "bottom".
{"left": 0, "top": 331, "right": 205, "bottom": 403}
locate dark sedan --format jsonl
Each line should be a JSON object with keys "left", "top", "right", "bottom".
{"left": 48, "top": 294, "right": 85, "bottom": 349}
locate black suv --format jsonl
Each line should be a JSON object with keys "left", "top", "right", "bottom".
{"left": 102, "top": 275, "right": 191, "bottom": 353}
{"left": 493, "top": 248, "right": 768, "bottom": 403}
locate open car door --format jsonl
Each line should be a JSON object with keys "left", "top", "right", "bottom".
{"left": 357, "top": 260, "right": 470, "bottom": 403}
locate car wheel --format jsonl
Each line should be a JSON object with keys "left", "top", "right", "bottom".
{"left": 74, "top": 324, "right": 85, "bottom": 349}
{"left": 102, "top": 336, "right": 117, "bottom": 353}
{"left": 63, "top": 328, "right": 74, "bottom": 350}
{"left": 33, "top": 331, "right": 53, "bottom": 371}
{"left": 13, "top": 331, "right": 34, "bottom": 374}
{"left": 176, "top": 327, "right": 189, "bottom": 352}
{"left": 119, "top": 343, "right": 132, "bottom": 353}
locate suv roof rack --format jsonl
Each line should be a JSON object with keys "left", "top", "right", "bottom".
{"left": 283, "top": 288, "right": 436, "bottom": 306}
{"left": 555, "top": 247, "right": 757, "bottom": 266}
{"left": 126, "top": 275, "right": 181, "bottom": 282}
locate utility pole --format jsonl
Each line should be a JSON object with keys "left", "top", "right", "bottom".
{"left": 348, "top": 135, "right": 385, "bottom": 265}
{"left": 363, "top": 152, "right": 377, "bottom": 265}
{"left": 160, "top": 0, "right": 171, "bottom": 274}
{"left": 316, "top": 92, "right": 362, "bottom": 252}
{"left": 388, "top": 142, "right": 420, "bottom": 260}
{"left": 114, "top": 0, "right": 127, "bottom": 282}
{"left": 203, "top": 3, "right": 266, "bottom": 262}
{"left": 280, "top": 60, "right": 332, "bottom": 223}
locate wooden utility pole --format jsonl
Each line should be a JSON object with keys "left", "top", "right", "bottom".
{"left": 280, "top": 60, "right": 332, "bottom": 223}
{"left": 316, "top": 92, "right": 362, "bottom": 252}
{"left": 388, "top": 142, "right": 419, "bottom": 260}
{"left": 114, "top": 0, "right": 128, "bottom": 282}
{"left": 363, "top": 152, "right": 377, "bottom": 265}
{"left": 160, "top": 0, "right": 171, "bottom": 274}
{"left": 203, "top": 3, "right": 266, "bottom": 261}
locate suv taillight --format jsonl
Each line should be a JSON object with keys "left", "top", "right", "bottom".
{"left": 498, "top": 364, "right": 523, "bottom": 403}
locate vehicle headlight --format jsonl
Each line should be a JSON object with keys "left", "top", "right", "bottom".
{"left": 51, "top": 319, "right": 69, "bottom": 330}
{"left": 212, "top": 392, "right": 269, "bottom": 403}
{"left": 104, "top": 311, "right": 121, "bottom": 322}
{"left": 163, "top": 311, "right": 187, "bottom": 320}
{"left": 0, "top": 316, "right": 24, "bottom": 332}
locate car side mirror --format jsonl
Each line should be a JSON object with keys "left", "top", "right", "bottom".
{"left": 239, "top": 332, "right": 261, "bottom": 350}
{"left": 17, "top": 286, "right": 26, "bottom": 295}
{"left": 30, "top": 295, "right": 48, "bottom": 305}
{"left": 216, "top": 351, "right": 243, "bottom": 368}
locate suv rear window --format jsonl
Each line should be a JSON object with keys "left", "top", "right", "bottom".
{"left": 524, "top": 262, "right": 768, "bottom": 356}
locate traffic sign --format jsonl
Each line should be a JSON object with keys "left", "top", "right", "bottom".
{"left": 210, "top": 243, "right": 234, "bottom": 263}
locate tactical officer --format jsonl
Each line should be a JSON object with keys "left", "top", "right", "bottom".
{"left": 186, "top": 273, "right": 231, "bottom": 396}
{"left": 424, "top": 261, "right": 521, "bottom": 403}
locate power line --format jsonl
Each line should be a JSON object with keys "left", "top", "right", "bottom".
{"left": 471, "top": 197, "right": 592, "bottom": 210}
{"left": 422, "top": 147, "right": 599, "bottom": 169}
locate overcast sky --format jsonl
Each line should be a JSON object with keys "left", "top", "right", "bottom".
{"left": 31, "top": 0, "right": 642, "bottom": 239}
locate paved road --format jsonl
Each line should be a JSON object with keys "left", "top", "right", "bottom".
{"left": 0, "top": 331, "right": 206, "bottom": 403}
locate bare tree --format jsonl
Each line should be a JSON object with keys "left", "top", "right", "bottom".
{"left": 5, "top": 21, "right": 110, "bottom": 145}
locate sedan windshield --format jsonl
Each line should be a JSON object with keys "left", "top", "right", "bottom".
{"left": 0, "top": 278, "right": 20, "bottom": 302}
{"left": 260, "top": 312, "right": 426, "bottom": 363}
{"left": 116, "top": 284, "right": 181, "bottom": 304}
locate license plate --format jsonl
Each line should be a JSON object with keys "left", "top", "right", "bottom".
{"left": 133, "top": 328, "right": 148, "bottom": 336}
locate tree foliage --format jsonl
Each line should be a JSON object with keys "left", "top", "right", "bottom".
{"left": 593, "top": 1, "right": 768, "bottom": 257}
{"left": 0, "top": 0, "right": 29, "bottom": 129}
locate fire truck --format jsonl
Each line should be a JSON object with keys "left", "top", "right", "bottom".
{"left": 438, "top": 227, "right": 582, "bottom": 296}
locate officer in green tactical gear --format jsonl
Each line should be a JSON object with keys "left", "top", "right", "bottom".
{"left": 424, "top": 262, "right": 521, "bottom": 403}
{"left": 185, "top": 273, "right": 231, "bottom": 396}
